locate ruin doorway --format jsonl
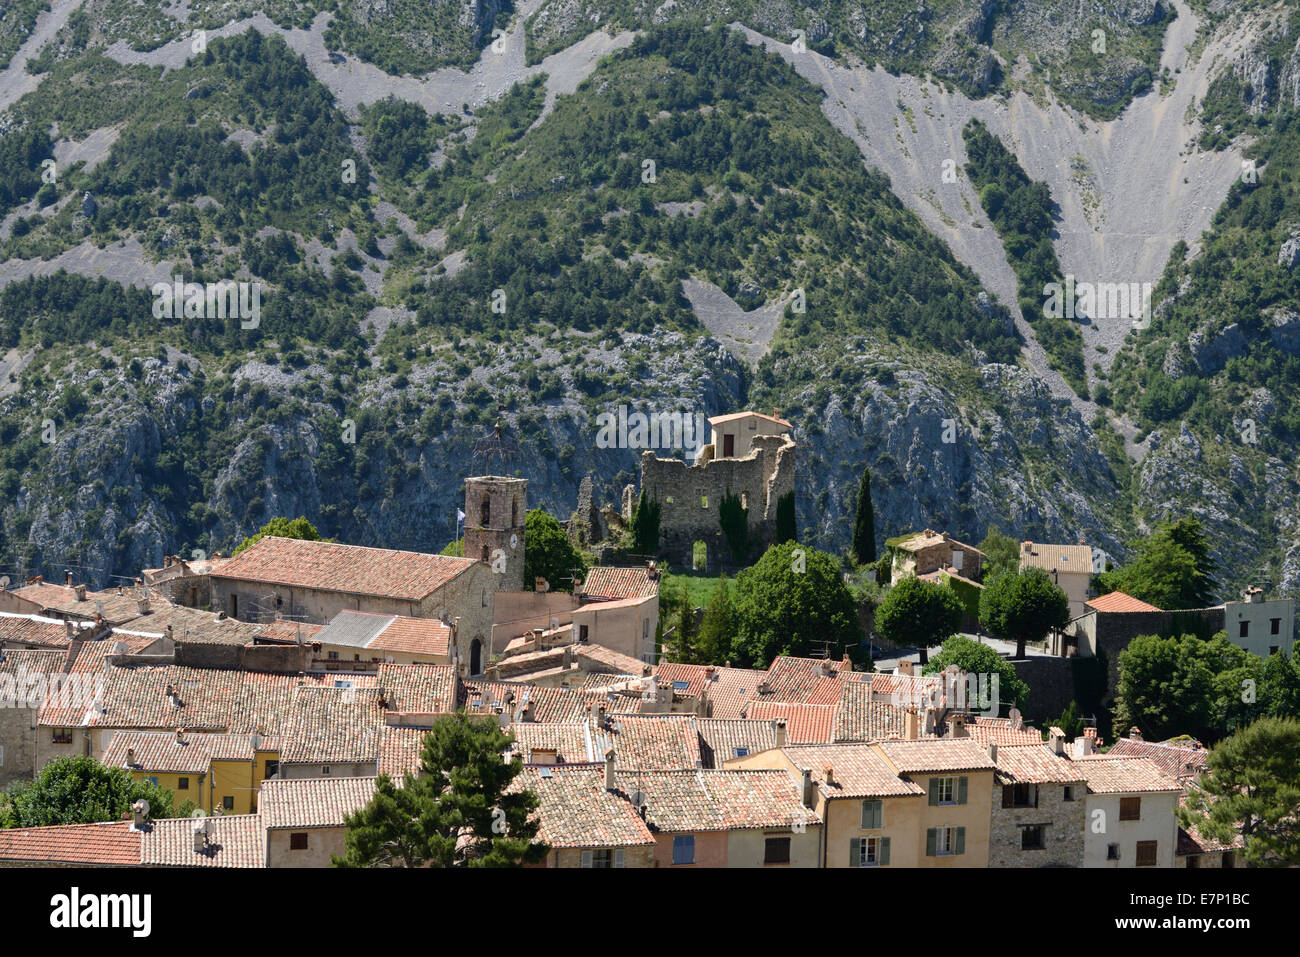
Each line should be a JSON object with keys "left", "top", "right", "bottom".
{"left": 692, "top": 540, "right": 708, "bottom": 571}
{"left": 470, "top": 638, "right": 482, "bottom": 675}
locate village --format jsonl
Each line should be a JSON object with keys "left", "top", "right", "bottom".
{"left": 0, "top": 411, "right": 1292, "bottom": 869}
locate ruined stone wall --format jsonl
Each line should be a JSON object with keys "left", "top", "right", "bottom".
{"left": 639, "top": 434, "right": 794, "bottom": 568}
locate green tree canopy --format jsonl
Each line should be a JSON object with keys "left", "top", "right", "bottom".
{"left": 851, "top": 467, "right": 876, "bottom": 565}
{"left": 730, "top": 542, "right": 863, "bottom": 667}
{"left": 1, "top": 756, "right": 176, "bottom": 829}
{"left": 695, "top": 574, "right": 735, "bottom": 665}
{"left": 922, "top": 634, "right": 1030, "bottom": 715}
{"left": 875, "top": 575, "right": 964, "bottom": 651}
{"left": 978, "top": 566, "right": 1070, "bottom": 659}
{"left": 523, "top": 508, "right": 587, "bottom": 592}
{"left": 977, "top": 526, "right": 1020, "bottom": 581}
{"left": 333, "top": 712, "right": 549, "bottom": 867}
{"left": 234, "top": 515, "right": 322, "bottom": 555}
{"left": 629, "top": 491, "right": 661, "bottom": 554}
{"left": 1180, "top": 717, "right": 1300, "bottom": 867}
{"left": 1100, "top": 517, "right": 1219, "bottom": 608}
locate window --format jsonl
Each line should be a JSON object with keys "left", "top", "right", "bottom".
{"left": 1271, "top": 618, "right": 1281, "bottom": 635}
{"left": 926, "top": 826, "right": 965, "bottom": 856}
{"left": 1119, "top": 797, "right": 1141, "bottom": 821}
{"left": 264, "top": 760, "right": 279, "bottom": 779}
{"left": 1002, "top": 783, "right": 1038, "bottom": 808}
{"left": 327, "top": 651, "right": 339, "bottom": 660}
{"left": 1021, "top": 825, "right": 1046, "bottom": 850}
{"left": 584, "top": 849, "right": 618, "bottom": 869}
{"left": 1239, "top": 620, "right": 1250, "bottom": 638}
{"left": 146, "top": 777, "right": 158, "bottom": 786}
{"left": 764, "top": 837, "right": 791, "bottom": 864}
{"left": 223, "top": 796, "right": 235, "bottom": 810}
{"left": 929, "top": 776, "right": 966, "bottom": 806}
{"left": 322, "top": 766, "right": 332, "bottom": 776}
{"left": 672, "top": 835, "right": 695, "bottom": 865}
{"left": 290, "top": 833, "right": 309, "bottom": 850}
{"left": 1107, "top": 843, "right": 1121, "bottom": 861}
{"left": 1063, "top": 785, "right": 1075, "bottom": 802}
{"left": 860, "top": 800, "right": 883, "bottom": 830}
{"left": 733, "top": 747, "right": 749, "bottom": 758}
{"left": 52, "top": 728, "right": 73, "bottom": 744}
{"left": 230, "top": 594, "right": 237, "bottom": 618}
{"left": 643, "top": 618, "right": 650, "bottom": 639}
{"left": 177, "top": 777, "right": 189, "bottom": 791}
{"left": 851, "top": 836, "right": 889, "bottom": 866}
{"left": 1135, "top": 840, "right": 1158, "bottom": 867}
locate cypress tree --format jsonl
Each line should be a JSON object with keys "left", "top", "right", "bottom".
{"left": 852, "top": 467, "right": 876, "bottom": 565}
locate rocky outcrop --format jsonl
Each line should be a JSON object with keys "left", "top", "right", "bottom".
{"left": 1279, "top": 227, "right": 1300, "bottom": 269}
{"left": 1188, "top": 322, "right": 1247, "bottom": 374}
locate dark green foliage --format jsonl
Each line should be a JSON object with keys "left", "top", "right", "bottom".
{"left": 0, "top": 125, "right": 53, "bottom": 217}
{"left": 730, "top": 542, "right": 863, "bottom": 667}
{"left": 333, "top": 712, "right": 549, "bottom": 867}
{"left": 524, "top": 508, "right": 587, "bottom": 592}
{"left": 851, "top": 467, "right": 875, "bottom": 564}
{"left": 963, "top": 118, "right": 1087, "bottom": 396}
{"left": 630, "top": 491, "right": 661, "bottom": 554}
{"left": 775, "top": 490, "right": 796, "bottom": 545}
{"left": 234, "top": 515, "right": 322, "bottom": 556}
{"left": 1100, "top": 517, "right": 1220, "bottom": 608}
{"left": 718, "top": 491, "right": 749, "bottom": 564}
{"left": 923, "top": 634, "right": 1031, "bottom": 714}
{"left": 875, "top": 574, "right": 965, "bottom": 651}
{"left": 694, "top": 574, "right": 735, "bottom": 665}
{"left": 1, "top": 756, "right": 175, "bottom": 828}
{"left": 977, "top": 526, "right": 1020, "bottom": 581}
{"left": 978, "top": 566, "right": 1071, "bottom": 659}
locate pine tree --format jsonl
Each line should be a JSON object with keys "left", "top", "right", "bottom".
{"left": 630, "top": 491, "right": 661, "bottom": 555}
{"left": 696, "top": 575, "right": 734, "bottom": 664}
{"left": 851, "top": 467, "right": 876, "bottom": 565}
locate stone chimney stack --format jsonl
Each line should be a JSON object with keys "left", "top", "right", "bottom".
{"left": 824, "top": 764, "right": 835, "bottom": 787}
{"left": 1049, "top": 727, "right": 1065, "bottom": 756}
{"left": 65, "top": 571, "right": 73, "bottom": 586}
{"left": 904, "top": 708, "right": 920, "bottom": 741}
{"left": 897, "top": 660, "right": 914, "bottom": 677}
{"left": 1129, "top": 726, "right": 1143, "bottom": 741}
{"left": 604, "top": 747, "right": 616, "bottom": 790}
{"left": 800, "top": 767, "right": 813, "bottom": 807}
{"left": 131, "top": 799, "right": 147, "bottom": 830}
{"left": 774, "top": 718, "right": 787, "bottom": 749}
{"left": 988, "top": 741, "right": 997, "bottom": 763}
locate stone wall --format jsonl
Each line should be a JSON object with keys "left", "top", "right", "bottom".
{"left": 1008, "top": 657, "right": 1075, "bottom": 723}
{"left": 639, "top": 434, "right": 794, "bottom": 569}
{"left": 989, "top": 779, "right": 1085, "bottom": 868}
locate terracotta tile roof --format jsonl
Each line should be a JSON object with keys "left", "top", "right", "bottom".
{"left": 461, "top": 680, "right": 598, "bottom": 723}
{"left": 13, "top": 583, "right": 167, "bottom": 624}
{"left": 1086, "top": 591, "right": 1163, "bottom": 613}
{"left": 617, "top": 768, "right": 818, "bottom": 832}
{"left": 834, "top": 683, "right": 907, "bottom": 743}
{"left": 279, "top": 685, "right": 384, "bottom": 765}
{"left": 0, "top": 821, "right": 141, "bottom": 865}
{"left": 743, "top": 701, "right": 836, "bottom": 744}
{"left": 377, "top": 662, "right": 458, "bottom": 713}
{"left": 656, "top": 662, "right": 768, "bottom": 719}
{"left": 781, "top": 744, "right": 924, "bottom": 798}
{"left": 894, "top": 530, "right": 985, "bottom": 557}
{"left": 1019, "top": 542, "right": 1094, "bottom": 574}
{"left": 378, "top": 725, "right": 430, "bottom": 777}
{"left": 316, "top": 611, "right": 451, "bottom": 658}
{"left": 707, "top": 410, "right": 792, "bottom": 429}
{"left": 0, "top": 647, "right": 69, "bottom": 695}
{"left": 580, "top": 567, "right": 659, "bottom": 600}
{"left": 211, "top": 536, "right": 477, "bottom": 601}
{"left": 869, "top": 671, "right": 946, "bottom": 705}
{"left": 36, "top": 641, "right": 113, "bottom": 727}
{"left": 966, "top": 724, "right": 1046, "bottom": 747}
{"left": 697, "top": 719, "right": 782, "bottom": 767}
{"left": 1107, "top": 737, "right": 1208, "bottom": 783}
{"left": 103, "top": 730, "right": 274, "bottom": 774}
{"left": 260, "top": 776, "right": 378, "bottom": 829}
{"left": 0, "top": 612, "right": 79, "bottom": 648}
{"left": 875, "top": 738, "right": 998, "bottom": 774}
{"left": 256, "top": 620, "right": 324, "bottom": 643}
{"left": 993, "top": 744, "right": 1086, "bottom": 785}
{"left": 760, "top": 656, "right": 867, "bottom": 705}
{"left": 512, "top": 765, "right": 655, "bottom": 848}
{"left": 120, "top": 605, "right": 262, "bottom": 646}
{"left": 140, "top": 814, "right": 266, "bottom": 867}
{"left": 575, "top": 643, "right": 651, "bottom": 676}
{"left": 510, "top": 722, "right": 597, "bottom": 763}
{"left": 600, "top": 714, "right": 702, "bottom": 770}
{"left": 1069, "top": 755, "right": 1182, "bottom": 794}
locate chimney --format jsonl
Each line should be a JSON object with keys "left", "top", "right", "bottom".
{"left": 773, "top": 718, "right": 787, "bottom": 748}
{"left": 136, "top": 597, "right": 150, "bottom": 615}
{"left": 131, "top": 799, "right": 147, "bottom": 830}
{"left": 904, "top": 708, "right": 920, "bottom": 741}
{"left": 64, "top": 620, "right": 75, "bottom": 638}
{"left": 604, "top": 747, "right": 616, "bottom": 790}
{"left": 1129, "top": 726, "right": 1143, "bottom": 742}
{"left": 1076, "top": 728, "right": 1096, "bottom": 757}
{"left": 176, "top": 727, "right": 186, "bottom": 744}
{"left": 897, "top": 660, "right": 914, "bottom": 677}
{"left": 74, "top": 584, "right": 87, "bottom": 602}
{"left": 65, "top": 571, "right": 73, "bottom": 586}
{"left": 1049, "top": 727, "right": 1065, "bottom": 756}
{"left": 824, "top": 764, "right": 835, "bottom": 787}
{"left": 946, "top": 713, "right": 969, "bottom": 738}
{"left": 818, "top": 659, "right": 834, "bottom": 677}
{"left": 772, "top": 407, "right": 782, "bottom": 420}
{"left": 988, "top": 741, "right": 997, "bottom": 763}
{"left": 535, "top": 577, "right": 549, "bottom": 593}
{"left": 193, "top": 825, "right": 206, "bottom": 853}
{"left": 1008, "top": 707, "right": 1023, "bottom": 731}
{"left": 800, "top": 767, "right": 813, "bottom": 806}
{"left": 127, "top": 747, "right": 135, "bottom": 767}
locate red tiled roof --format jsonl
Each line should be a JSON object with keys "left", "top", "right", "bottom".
{"left": 993, "top": 744, "right": 1086, "bottom": 785}
{"left": 141, "top": 814, "right": 266, "bottom": 867}
{"left": 104, "top": 731, "right": 275, "bottom": 774}
{"left": 0, "top": 821, "right": 140, "bottom": 865}
{"left": 370, "top": 616, "right": 451, "bottom": 657}
{"left": 601, "top": 714, "right": 702, "bottom": 770}
{"left": 833, "top": 683, "right": 907, "bottom": 743}
{"left": 119, "top": 605, "right": 261, "bottom": 646}
{"left": 580, "top": 567, "right": 659, "bottom": 600}
{"left": 279, "top": 685, "right": 384, "bottom": 765}
{"left": 967, "top": 724, "right": 1046, "bottom": 748}
{"left": 1086, "top": 591, "right": 1162, "bottom": 613}
{"left": 513, "top": 765, "right": 655, "bottom": 848}
{"left": 743, "top": 701, "right": 836, "bottom": 744}
{"left": 1068, "top": 755, "right": 1182, "bottom": 793}
{"left": 378, "top": 725, "right": 430, "bottom": 777}
{"left": 707, "top": 410, "right": 792, "bottom": 429}
{"left": 760, "top": 655, "right": 867, "bottom": 705}
{"left": 211, "top": 536, "right": 477, "bottom": 601}
{"left": 1108, "top": 737, "right": 1208, "bottom": 783}
{"left": 261, "top": 776, "right": 379, "bottom": 829}
{"left": 655, "top": 662, "right": 768, "bottom": 719}
{"left": 781, "top": 744, "right": 924, "bottom": 799}
{"left": 697, "top": 719, "right": 783, "bottom": 767}
{"left": 616, "top": 769, "right": 818, "bottom": 832}
{"left": 0, "top": 612, "right": 79, "bottom": 648}
{"left": 12, "top": 583, "right": 168, "bottom": 623}
{"left": 575, "top": 644, "right": 651, "bottom": 676}
{"left": 875, "top": 738, "right": 998, "bottom": 774}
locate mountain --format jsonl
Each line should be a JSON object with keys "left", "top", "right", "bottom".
{"left": 0, "top": 0, "right": 1297, "bottom": 600}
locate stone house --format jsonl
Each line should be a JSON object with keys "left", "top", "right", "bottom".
{"left": 892, "top": 530, "right": 986, "bottom": 581}
{"left": 988, "top": 734, "right": 1086, "bottom": 868}
{"left": 1019, "top": 541, "right": 1094, "bottom": 619}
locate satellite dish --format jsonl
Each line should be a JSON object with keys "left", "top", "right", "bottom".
{"left": 135, "top": 799, "right": 150, "bottom": 816}
{"left": 0, "top": 575, "right": 10, "bottom": 589}
{"left": 630, "top": 789, "right": 645, "bottom": 808}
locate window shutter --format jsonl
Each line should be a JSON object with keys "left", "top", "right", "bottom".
{"left": 614, "top": 849, "right": 625, "bottom": 869}
{"left": 928, "top": 778, "right": 939, "bottom": 806}
{"left": 880, "top": 837, "right": 890, "bottom": 866}
{"left": 955, "top": 827, "right": 966, "bottom": 855}
{"left": 957, "top": 776, "right": 968, "bottom": 805}
{"left": 850, "top": 838, "right": 861, "bottom": 867}
{"left": 1002, "top": 785, "right": 1013, "bottom": 808}
{"left": 581, "top": 850, "right": 593, "bottom": 868}
{"left": 926, "top": 827, "right": 937, "bottom": 856}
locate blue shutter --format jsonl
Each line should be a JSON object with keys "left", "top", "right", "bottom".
{"left": 955, "top": 826, "right": 966, "bottom": 855}
{"left": 850, "top": 838, "right": 861, "bottom": 867}
{"left": 926, "top": 827, "right": 937, "bottom": 856}
{"left": 880, "top": 837, "right": 891, "bottom": 865}
{"left": 958, "top": 776, "right": 968, "bottom": 805}
{"left": 928, "top": 778, "right": 939, "bottom": 806}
